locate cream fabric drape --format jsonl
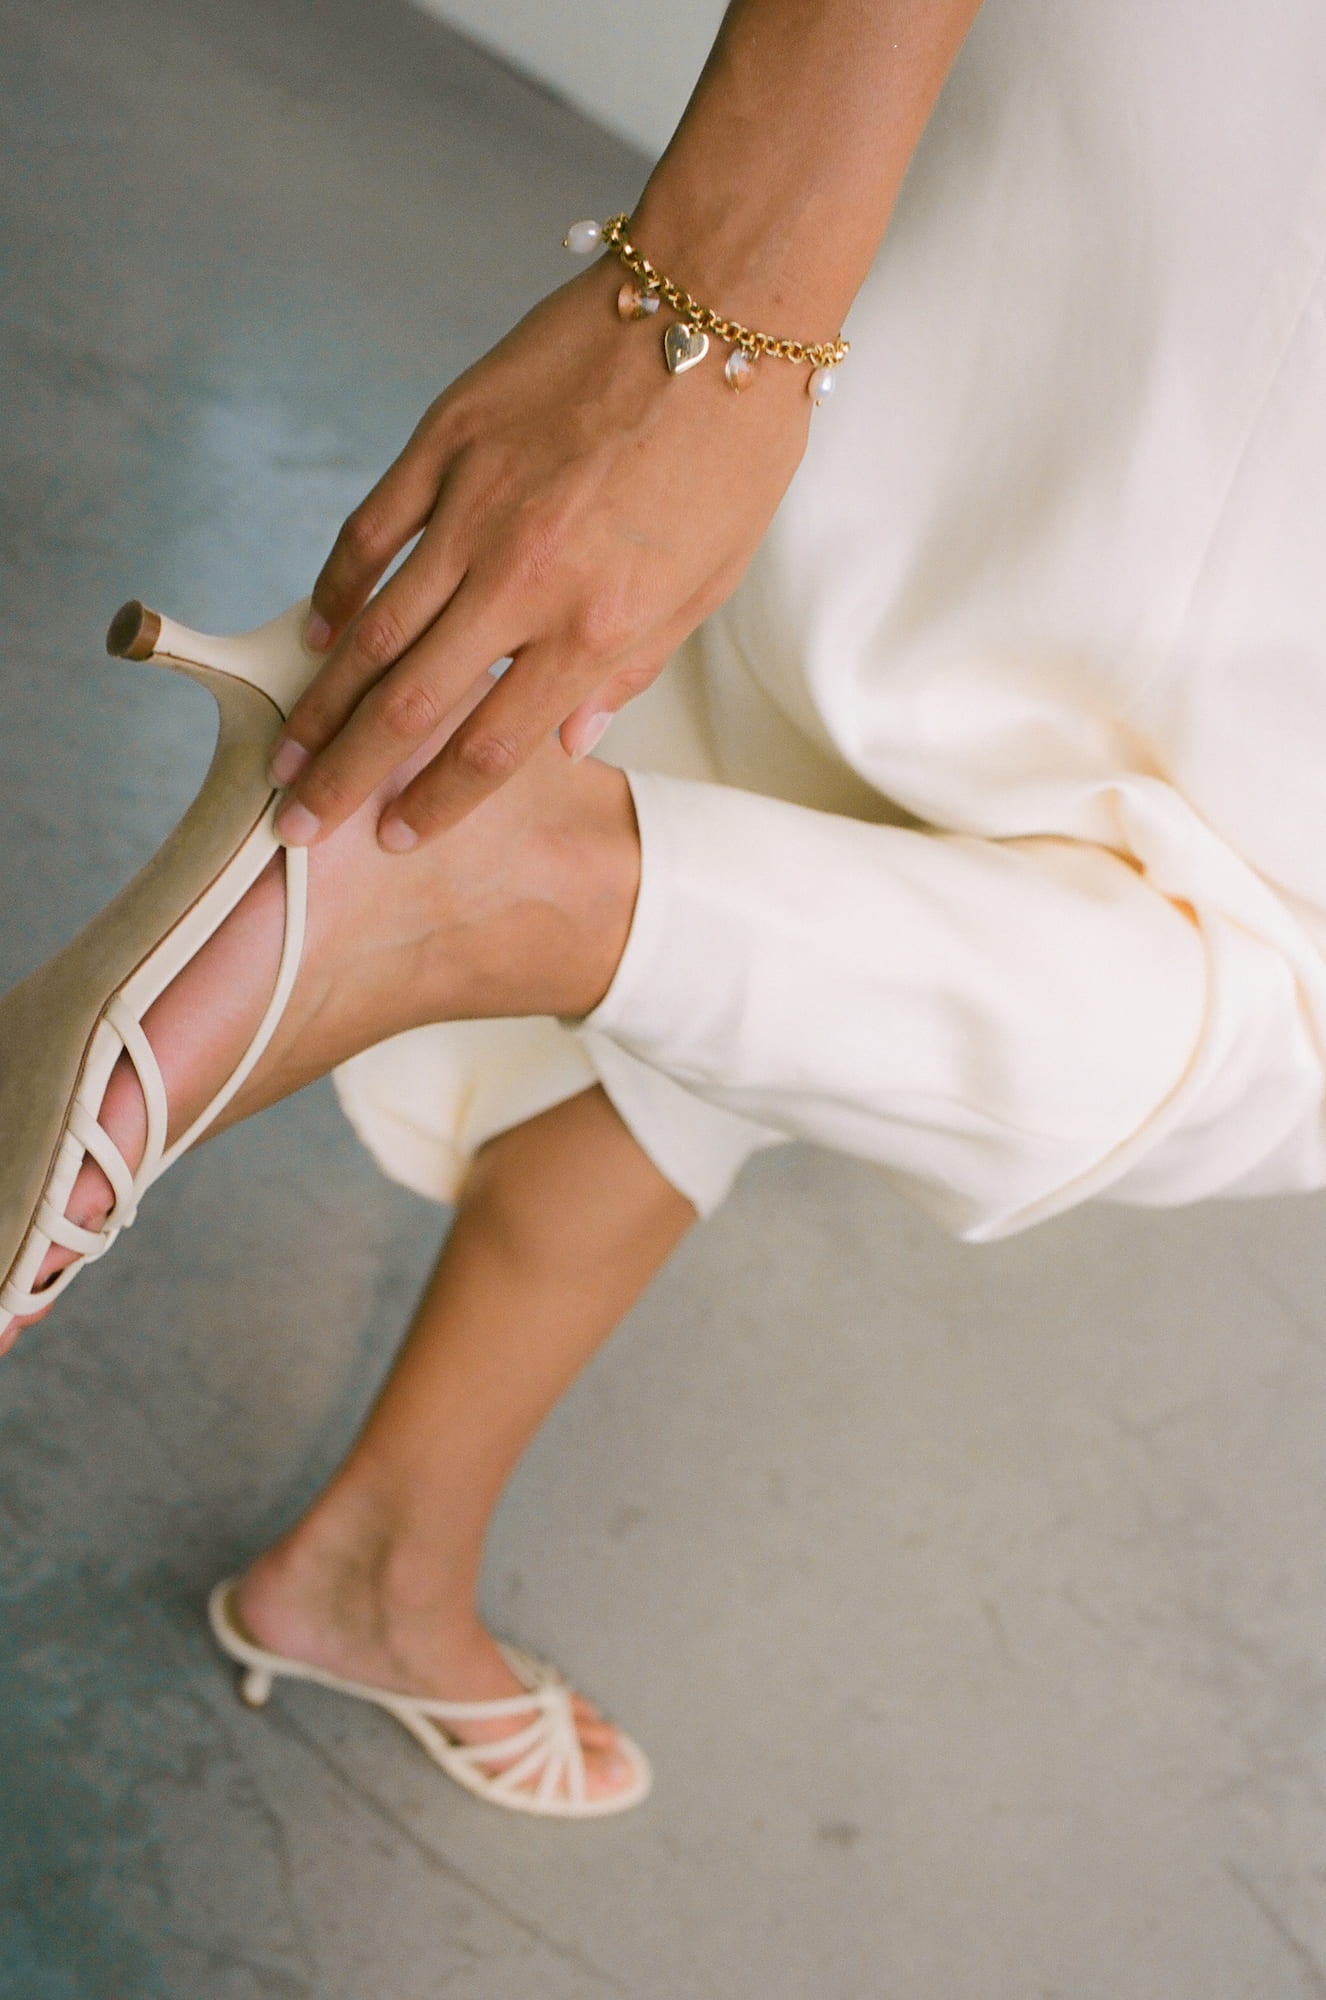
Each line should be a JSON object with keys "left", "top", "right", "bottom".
{"left": 334, "top": 0, "right": 1326, "bottom": 1240}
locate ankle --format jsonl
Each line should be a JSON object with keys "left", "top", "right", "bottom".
{"left": 239, "top": 1519, "right": 495, "bottom": 1696}
{"left": 554, "top": 759, "right": 642, "bottom": 1017}
{"left": 506, "top": 760, "right": 640, "bottom": 1024}
{"left": 450, "top": 758, "right": 639, "bottom": 1022}
{"left": 247, "top": 1476, "right": 484, "bottom": 1629}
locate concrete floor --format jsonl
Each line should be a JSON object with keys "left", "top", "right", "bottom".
{"left": 3, "top": 1, "right": 1326, "bottom": 1994}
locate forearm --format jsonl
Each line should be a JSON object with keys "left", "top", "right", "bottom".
{"left": 284, "top": 5, "right": 986, "bottom": 839}
{"left": 632, "top": 0, "right": 984, "bottom": 338}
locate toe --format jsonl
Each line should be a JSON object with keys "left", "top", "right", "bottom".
{"left": 565, "top": 1695, "right": 640, "bottom": 1797}
{"left": 1, "top": 1082, "right": 131, "bottom": 1346}
{"left": 575, "top": 1715, "right": 621, "bottom": 1750}
{"left": 581, "top": 1730, "right": 638, "bottom": 1801}
{"left": 472, "top": 1707, "right": 637, "bottom": 1805}
{"left": 2, "top": 1148, "right": 119, "bottom": 1344}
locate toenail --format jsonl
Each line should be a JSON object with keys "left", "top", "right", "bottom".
{"left": 378, "top": 814, "right": 418, "bottom": 854}
{"left": 269, "top": 737, "right": 311, "bottom": 786}
{"left": 275, "top": 800, "right": 321, "bottom": 846}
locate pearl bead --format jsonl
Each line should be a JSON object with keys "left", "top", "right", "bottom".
{"left": 724, "top": 348, "right": 756, "bottom": 391}
{"left": 563, "top": 219, "right": 603, "bottom": 255}
{"left": 808, "top": 365, "right": 838, "bottom": 405}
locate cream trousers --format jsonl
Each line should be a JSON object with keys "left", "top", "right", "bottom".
{"left": 335, "top": 0, "right": 1326, "bottom": 1241}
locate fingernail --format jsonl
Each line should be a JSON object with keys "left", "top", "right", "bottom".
{"left": 304, "top": 609, "right": 332, "bottom": 652}
{"left": 269, "top": 737, "right": 311, "bottom": 787}
{"left": 378, "top": 815, "right": 418, "bottom": 854}
{"left": 275, "top": 800, "right": 321, "bottom": 846}
{"left": 570, "top": 711, "right": 611, "bottom": 763}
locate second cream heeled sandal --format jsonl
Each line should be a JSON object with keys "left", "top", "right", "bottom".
{"left": 207, "top": 1578, "right": 654, "bottom": 1817}
{"left": 0, "top": 598, "right": 322, "bottom": 1323}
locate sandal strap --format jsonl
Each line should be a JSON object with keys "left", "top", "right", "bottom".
{"left": 0, "top": 1254, "right": 85, "bottom": 1319}
{"left": 35, "top": 1194, "right": 111, "bottom": 1258}
{"left": 148, "top": 840, "right": 308, "bottom": 1185}
{"left": 416, "top": 1688, "right": 587, "bottom": 1807}
{"left": 105, "top": 995, "right": 170, "bottom": 1173}
{"left": 442, "top": 1714, "right": 551, "bottom": 1769}
{"left": 68, "top": 1100, "right": 138, "bottom": 1228}
{"left": 403, "top": 1681, "right": 560, "bottom": 1723}
{"left": 2, "top": 836, "right": 306, "bottom": 1321}
{"left": 489, "top": 1734, "right": 567, "bottom": 1800}
{"left": 28, "top": 1005, "right": 169, "bottom": 1264}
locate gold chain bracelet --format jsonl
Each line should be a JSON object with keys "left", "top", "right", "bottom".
{"left": 562, "top": 212, "right": 849, "bottom": 403}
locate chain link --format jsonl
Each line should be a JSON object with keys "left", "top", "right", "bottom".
{"left": 600, "top": 214, "right": 849, "bottom": 370}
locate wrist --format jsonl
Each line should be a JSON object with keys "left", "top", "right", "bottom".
{"left": 626, "top": 177, "right": 853, "bottom": 354}
{"left": 562, "top": 239, "right": 823, "bottom": 425}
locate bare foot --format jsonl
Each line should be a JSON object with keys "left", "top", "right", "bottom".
{"left": 0, "top": 722, "right": 638, "bottom": 1353}
{"left": 234, "top": 1503, "right": 639, "bottom": 1805}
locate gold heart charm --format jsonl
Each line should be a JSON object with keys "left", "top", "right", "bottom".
{"left": 663, "top": 321, "right": 709, "bottom": 375}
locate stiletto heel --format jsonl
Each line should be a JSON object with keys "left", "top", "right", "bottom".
{"left": 0, "top": 597, "right": 321, "bottom": 1323}
{"left": 239, "top": 1667, "right": 274, "bottom": 1709}
{"left": 108, "top": 597, "right": 330, "bottom": 717}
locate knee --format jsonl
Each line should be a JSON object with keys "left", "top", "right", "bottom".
{"left": 461, "top": 1085, "right": 695, "bottom": 1271}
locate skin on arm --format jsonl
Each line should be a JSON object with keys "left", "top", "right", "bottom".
{"left": 271, "top": 0, "right": 984, "bottom": 854}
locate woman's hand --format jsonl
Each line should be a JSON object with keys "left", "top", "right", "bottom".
{"left": 269, "top": 0, "right": 987, "bottom": 854}
{"left": 270, "top": 252, "right": 813, "bottom": 852}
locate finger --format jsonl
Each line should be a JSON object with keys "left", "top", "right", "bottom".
{"left": 273, "top": 519, "right": 469, "bottom": 790}
{"left": 278, "top": 579, "right": 521, "bottom": 843}
{"left": 378, "top": 640, "right": 608, "bottom": 849}
{"left": 306, "top": 403, "right": 459, "bottom": 650}
{"left": 557, "top": 650, "right": 668, "bottom": 761}
{"left": 556, "top": 576, "right": 731, "bottom": 761}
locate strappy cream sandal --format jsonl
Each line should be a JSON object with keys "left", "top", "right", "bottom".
{"left": 0, "top": 598, "right": 319, "bottom": 1325}
{"left": 207, "top": 1578, "right": 653, "bottom": 1818}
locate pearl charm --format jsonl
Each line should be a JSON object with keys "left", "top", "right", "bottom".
{"left": 563, "top": 218, "right": 603, "bottom": 255}
{"left": 724, "top": 348, "right": 756, "bottom": 391}
{"left": 808, "top": 365, "right": 838, "bottom": 405}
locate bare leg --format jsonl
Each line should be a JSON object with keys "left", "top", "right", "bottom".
{"left": 1, "top": 719, "right": 692, "bottom": 1798}
{"left": 236, "top": 1083, "right": 696, "bottom": 1799}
